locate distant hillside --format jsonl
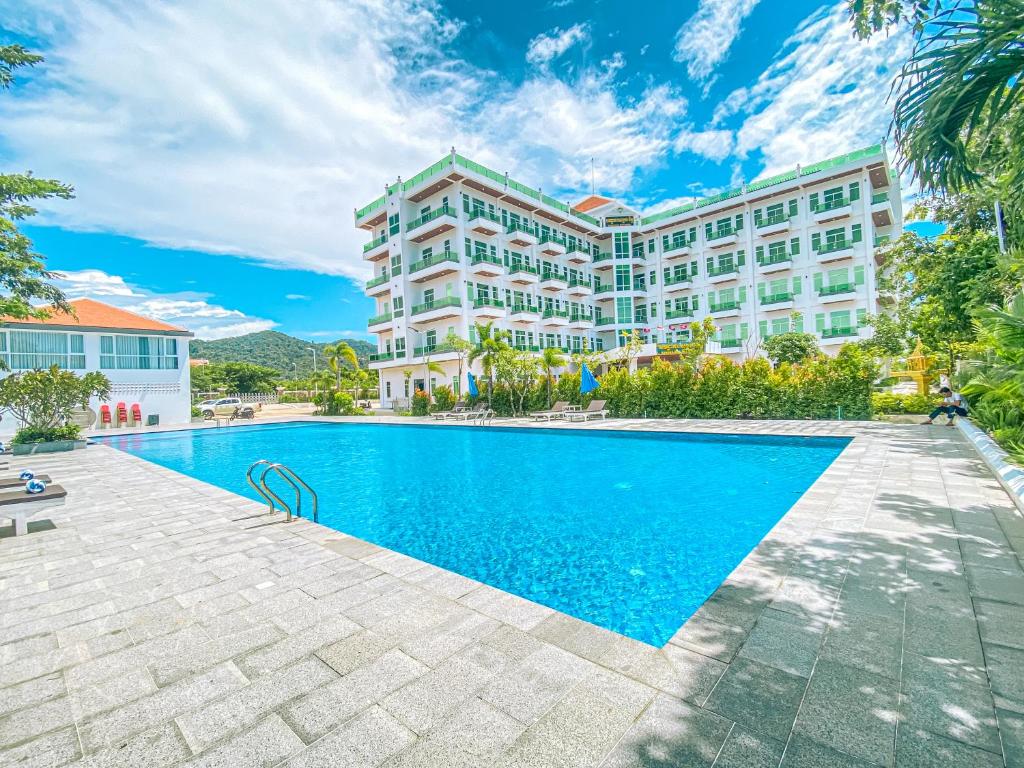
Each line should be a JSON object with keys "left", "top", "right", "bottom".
{"left": 189, "top": 330, "right": 374, "bottom": 376}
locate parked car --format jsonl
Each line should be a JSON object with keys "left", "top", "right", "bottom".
{"left": 200, "top": 398, "right": 259, "bottom": 420}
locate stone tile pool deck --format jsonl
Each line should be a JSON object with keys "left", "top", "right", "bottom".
{"left": 0, "top": 417, "right": 1022, "bottom": 767}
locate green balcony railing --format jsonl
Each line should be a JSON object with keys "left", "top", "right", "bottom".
{"left": 413, "top": 341, "right": 460, "bottom": 357}
{"left": 408, "top": 251, "right": 460, "bottom": 274}
{"left": 509, "top": 263, "right": 539, "bottom": 277}
{"left": 368, "top": 351, "right": 394, "bottom": 362}
{"left": 594, "top": 284, "right": 613, "bottom": 294}
{"left": 473, "top": 297, "right": 505, "bottom": 310}
{"left": 394, "top": 307, "right": 404, "bottom": 318}
{"left": 470, "top": 252, "right": 503, "bottom": 268}
{"left": 365, "top": 273, "right": 390, "bottom": 289}
{"left": 619, "top": 251, "right": 645, "bottom": 261}
{"left": 665, "top": 309, "right": 693, "bottom": 320}
{"left": 663, "top": 240, "right": 691, "bottom": 254}
{"left": 761, "top": 292, "right": 794, "bottom": 305}
{"left": 707, "top": 264, "right": 740, "bottom": 278}
{"left": 663, "top": 273, "right": 691, "bottom": 287}
{"left": 362, "top": 234, "right": 388, "bottom": 253}
{"left": 593, "top": 252, "right": 613, "bottom": 263}
{"left": 758, "top": 253, "right": 792, "bottom": 267}
{"left": 507, "top": 222, "right": 539, "bottom": 238}
{"left": 392, "top": 265, "right": 403, "bottom": 277}
{"left": 707, "top": 226, "right": 739, "bottom": 241}
{"left": 821, "top": 326, "right": 858, "bottom": 338}
{"left": 542, "top": 309, "right": 569, "bottom": 320}
{"left": 874, "top": 234, "right": 891, "bottom": 248}
{"left": 509, "top": 304, "right": 540, "bottom": 314}
{"left": 756, "top": 214, "right": 791, "bottom": 229}
{"left": 569, "top": 313, "right": 594, "bottom": 323}
{"left": 813, "top": 197, "right": 849, "bottom": 214}
{"left": 871, "top": 190, "right": 890, "bottom": 204}
{"left": 405, "top": 206, "right": 456, "bottom": 232}
{"left": 566, "top": 243, "right": 592, "bottom": 256}
{"left": 410, "top": 296, "right": 462, "bottom": 315}
{"left": 632, "top": 279, "right": 646, "bottom": 291}
{"left": 719, "top": 338, "right": 744, "bottom": 349}
{"left": 595, "top": 316, "right": 616, "bottom": 326}
{"left": 539, "top": 233, "right": 567, "bottom": 247}
{"left": 709, "top": 301, "right": 742, "bottom": 313}
{"left": 367, "top": 311, "right": 393, "bottom": 326}
{"left": 568, "top": 276, "right": 593, "bottom": 289}
{"left": 468, "top": 209, "right": 502, "bottom": 226}
{"left": 817, "top": 240, "right": 854, "bottom": 256}
{"left": 540, "top": 271, "right": 568, "bottom": 283}
{"left": 356, "top": 196, "right": 386, "bottom": 220}
{"left": 818, "top": 282, "right": 855, "bottom": 297}
{"left": 513, "top": 344, "right": 541, "bottom": 352}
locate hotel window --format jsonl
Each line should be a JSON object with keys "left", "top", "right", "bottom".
{"left": 99, "top": 335, "right": 178, "bottom": 370}
{"left": 0, "top": 330, "right": 86, "bottom": 370}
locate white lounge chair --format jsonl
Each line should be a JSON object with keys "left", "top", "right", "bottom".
{"left": 448, "top": 403, "right": 489, "bottom": 421}
{"left": 0, "top": 484, "right": 67, "bottom": 536}
{"left": 566, "top": 400, "right": 609, "bottom": 422}
{"left": 530, "top": 401, "right": 569, "bottom": 421}
{"left": 432, "top": 402, "right": 468, "bottom": 420}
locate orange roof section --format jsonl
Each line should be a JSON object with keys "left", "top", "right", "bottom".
{"left": 573, "top": 195, "right": 613, "bottom": 213}
{"left": 0, "top": 298, "right": 189, "bottom": 334}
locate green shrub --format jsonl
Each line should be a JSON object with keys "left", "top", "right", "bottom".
{"left": 431, "top": 385, "right": 455, "bottom": 413}
{"left": 313, "top": 390, "right": 362, "bottom": 416}
{"left": 411, "top": 389, "right": 430, "bottom": 416}
{"left": 13, "top": 424, "right": 81, "bottom": 444}
{"left": 871, "top": 392, "right": 935, "bottom": 414}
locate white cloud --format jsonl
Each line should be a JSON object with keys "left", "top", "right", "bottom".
{"left": 49, "top": 269, "right": 274, "bottom": 340}
{"left": 674, "top": 128, "right": 735, "bottom": 162}
{"left": 285, "top": 294, "right": 309, "bottom": 300}
{"left": 526, "top": 23, "right": 590, "bottom": 66}
{"left": 673, "top": 0, "right": 761, "bottom": 86}
{"left": 729, "top": 3, "right": 914, "bottom": 176}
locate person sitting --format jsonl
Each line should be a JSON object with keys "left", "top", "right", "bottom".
{"left": 921, "top": 386, "right": 968, "bottom": 426}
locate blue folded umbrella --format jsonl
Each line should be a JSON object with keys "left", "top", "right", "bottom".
{"left": 25, "top": 479, "right": 46, "bottom": 495}
{"left": 467, "top": 371, "right": 479, "bottom": 398}
{"left": 580, "top": 362, "right": 600, "bottom": 394}
{"left": 19, "top": 470, "right": 34, "bottom": 481}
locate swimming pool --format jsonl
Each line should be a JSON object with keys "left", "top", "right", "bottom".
{"left": 98, "top": 422, "right": 849, "bottom": 646}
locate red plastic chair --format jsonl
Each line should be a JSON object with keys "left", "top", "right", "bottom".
{"left": 131, "top": 404, "right": 142, "bottom": 425}
{"left": 116, "top": 402, "right": 128, "bottom": 425}
{"left": 99, "top": 404, "right": 112, "bottom": 426}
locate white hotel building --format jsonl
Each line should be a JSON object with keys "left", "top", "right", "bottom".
{"left": 357, "top": 146, "right": 901, "bottom": 406}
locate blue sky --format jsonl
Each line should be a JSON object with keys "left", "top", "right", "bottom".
{"left": 1, "top": 0, "right": 919, "bottom": 340}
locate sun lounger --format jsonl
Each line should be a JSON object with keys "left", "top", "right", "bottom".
{"left": 432, "top": 402, "right": 468, "bottom": 420}
{"left": 565, "top": 400, "right": 609, "bottom": 422}
{"left": 448, "top": 403, "right": 490, "bottom": 421}
{"left": 0, "top": 484, "right": 67, "bottom": 536}
{"left": 530, "top": 401, "right": 569, "bottom": 421}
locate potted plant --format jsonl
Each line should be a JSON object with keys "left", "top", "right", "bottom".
{"left": 0, "top": 365, "right": 111, "bottom": 455}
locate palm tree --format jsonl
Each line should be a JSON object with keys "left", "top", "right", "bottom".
{"left": 539, "top": 346, "right": 565, "bottom": 407}
{"left": 467, "top": 321, "right": 510, "bottom": 402}
{"left": 422, "top": 356, "right": 444, "bottom": 395}
{"left": 323, "top": 342, "right": 359, "bottom": 391}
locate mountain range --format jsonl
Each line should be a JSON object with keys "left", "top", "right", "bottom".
{"left": 189, "top": 330, "right": 374, "bottom": 376}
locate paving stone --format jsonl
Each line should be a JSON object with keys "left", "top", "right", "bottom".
{"left": 600, "top": 693, "right": 732, "bottom": 768}
{"left": 399, "top": 609, "right": 499, "bottom": 667}
{"left": 997, "top": 707, "right": 1024, "bottom": 767}
{"left": 180, "top": 714, "right": 304, "bottom": 768}
{"left": 975, "top": 598, "right": 1024, "bottom": 650}
{"left": 283, "top": 706, "right": 415, "bottom": 768}
{"left": 175, "top": 654, "right": 338, "bottom": 753}
{"left": 68, "top": 666, "right": 158, "bottom": 721}
{"left": 965, "top": 565, "right": 1024, "bottom": 605}
{"left": 530, "top": 613, "right": 620, "bottom": 664}
{"left": 458, "top": 585, "right": 554, "bottom": 631}
{"left": 819, "top": 611, "right": 903, "bottom": 681}
{"left": 0, "top": 725, "right": 80, "bottom": 768}
{"left": 793, "top": 659, "right": 898, "bottom": 767}
{"left": 149, "top": 623, "right": 284, "bottom": 686}
{"left": 668, "top": 615, "right": 748, "bottom": 663}
{"left": 383, "top": 697, "right": 524, "bottom": 768}
{"left": 0, "top": 632, "right": 58, "bottom": 665}
{"left": 0, "top": 670, "right": 65, "bottom": 717}
{"left": 711, "top": 726, "right": 786, "bottom": 768}
{"left": 479, "top": 643, "right": 594, "bottom": 725}
{"left": 71, "top": 723, "right": 190, "bottom": 768}
{"left": 983, "top": 643, "right": 1024, "bottom": 714}
{"left": 780, "top": 734, "right": 876, "bottom": 767}
{"left": 895, "top": 726, "right": 1003, "bottom": 768}
{"left": 704, "top": 657, "right": 808, "bottom": 741}
{"left": 65, "top": 624, "right": 210, "bottom": 689}
{"left": 614, "top": 642, "right": 727, "bottom": 706}
{"left": 79, "top": 661, "right": 249, "bottom": 752}
{"left": 234, "top": 615, "right": 360, "bottom": 678}
{"left": 283, "top": 649, "right": 427, "bottom": 742}
{"left": 738, "top": 607, "right": 825, "bottom": 678}
{"left": 0, "top": 642, "right": 91, "bottom": 688}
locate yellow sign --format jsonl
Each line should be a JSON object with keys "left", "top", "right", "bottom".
{"left": 604, "top": 215, "right": 635, "bottom": 226}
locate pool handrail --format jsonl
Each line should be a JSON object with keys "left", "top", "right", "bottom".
{"left": 246, "top": 459, "right": 278, "bottom": 514}
{"left": 259, "top": 464, "right": 300, "bottom": 523}
{"left": 271, "top": 463, "right": 319, "bottom": 523}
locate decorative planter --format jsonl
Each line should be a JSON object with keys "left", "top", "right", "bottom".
{"left": 12, "top": 440, "right": 76, "bottom": 456}
{"left": 73, "top": 440, "right": 88, "bottom": 450}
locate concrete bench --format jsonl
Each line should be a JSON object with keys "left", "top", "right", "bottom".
{"left": 0, "top": 484, "right": 66, "bottom": 536}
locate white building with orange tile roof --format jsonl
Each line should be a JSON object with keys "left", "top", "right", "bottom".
{"left": 0, "top": 298, "right": 193, "bottom": 426}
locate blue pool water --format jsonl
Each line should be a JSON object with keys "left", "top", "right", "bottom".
{"left": 97, "top": 423, "right": 848, "bottom": 646}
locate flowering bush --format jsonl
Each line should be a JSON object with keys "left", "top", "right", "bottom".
{"left": 411, "top": 389, "right": 430, "bottom": 416}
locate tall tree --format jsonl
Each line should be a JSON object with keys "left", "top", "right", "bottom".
{"left": 539, "top": 346, "right": 565, "bottom": 407}
{"left": 467, "top": 321, "right": 510, "bottom": 402}
{"left": 323, "top": 342, "right": 358, "bottom": 390}
{"left": 0, "top": 45, "right": 73, "bottom": 320}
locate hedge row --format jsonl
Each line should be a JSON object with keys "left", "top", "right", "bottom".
{"left": 870, "top": 392, "right": 936, "bottom": 414}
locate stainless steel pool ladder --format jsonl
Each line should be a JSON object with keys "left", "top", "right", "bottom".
{"left": 245, "top": 459, "right": 319, "bottom": 523}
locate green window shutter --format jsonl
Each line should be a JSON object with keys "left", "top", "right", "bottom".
{"left": 755, "top": 244, "right": 764, "bottom": 261}
{"left": 661, "top": 235, "right": 669, "bottom": 250}
{"left": 788, "top": 199, "right": 798, "bottom": 217}
{"left": 849, "top": 181, "right": 860, "bottom": 202}
{"left": 813, "top": 272, "right": 824, "bottom": 291}
{"left": 737, "top": 250, "right": 745, "bottom": 267}
{"left": 857, "top": 308, "right": 867, "bottom": 326}
{"left": 757, "top": 282, "right": 766, "bottom": 298}
{"left": 705, "top": 256, "right": 713, "bottom": 272}
{"left": 464, "top": 238, "right": 471, "bottom": 257}
{"left": 754, "top": 208, "right": 763, "bottom": 226}
{"left": 759, "top": 319, "right": 768, "bottom": 336}
{"left": 854, "top": 265, "right": 865, "bottom": 285}
{"left": 692, "top": 296, "right": 699, "bottom": 311}
{"left": 741, "top": 323, "right": 748, "bottom": 339}
{"left": 852, "top": 223, "right": 863, "bottom": 243}
{"left": 704, "top": 222, "right": 712, "bottom": 238}
{"left": 794, "top": 315, "right": 804, "bottom": 333}
{"left": 811, "top": 233, "right": 821, "bottom": 251}
{"left": 466, "top": 282, "right": 473, "bottom": 299}
{"left": 738, "top": 286, "right": 747, "bottom": 304}
{"left": 735, "top": 214, "right": 744, "bottom": 230}
{"left": 792, "top": 276, "right": 802, "bottom": 294}
{"left": 809, "top": 192, "right": 819, "bottom": 210}
{"left": 790, "top": 237, "right": 800, "bottom": 255}
{"left": 815, "top": 313, "right": 825, "bottom": 332}
{"left": 691, "top": 260, "right": 698, "bottom": 276}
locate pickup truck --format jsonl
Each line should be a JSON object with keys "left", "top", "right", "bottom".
{"left": 199, "top": 398, "right": 260, "bottom": 420}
